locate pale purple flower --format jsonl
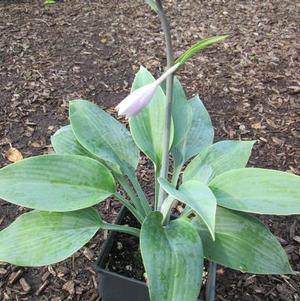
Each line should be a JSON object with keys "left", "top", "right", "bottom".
{"left": 116, "top": 82, "right": 157, "bottom": 118}
{"left": 116, "top": 63, "right": 179, "bottom": 118}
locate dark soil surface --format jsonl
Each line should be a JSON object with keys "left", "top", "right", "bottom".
{"left": 104, "top": 210, "right": 145, "bottom": 282}
{"left": 0, "top": 0, "right": 299, "bottom": 300}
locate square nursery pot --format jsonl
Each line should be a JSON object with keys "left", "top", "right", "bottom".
{"left": 96, "top": 207, "right": 206, "bottom": 301}
{"left": 96, "top": 207, "right": 150, "bottom": 301}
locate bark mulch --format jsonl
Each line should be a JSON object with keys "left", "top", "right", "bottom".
{"left": 0, "top": 0, "right": 299, "bottom": 300}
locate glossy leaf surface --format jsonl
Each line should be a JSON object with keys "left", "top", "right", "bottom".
{"left": 184, "top": 140, "right": 255, "bottom": 183}
{"left": 70, "top": 99, "right": 139, "bottom": 174}
{"left": 192, "top": 206, "right": 293, "bottom": 274}
{"left": 141, "top": 212, "right": 203, "bottom": 301}
{"left": 0, "top": 155, "right": 115, "bottom": 211}
{"left": 210, "top": 168, "right": 300, "bottom": 215}
{"left": 0, "top": 208, "right": 101, "bottom": 266}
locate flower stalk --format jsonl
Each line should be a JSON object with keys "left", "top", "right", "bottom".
{"left": 155, "top": 0, "right": 175, "bottom": 211}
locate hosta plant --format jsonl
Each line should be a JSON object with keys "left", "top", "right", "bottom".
{"left": 0, "top": 1, "right": 299, "bottom": 301}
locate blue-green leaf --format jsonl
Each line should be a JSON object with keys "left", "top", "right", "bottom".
{"left": 129, "top": 66, "right": 173, "bottom": 171}
{"left": 70, "top": 99, "right": 139, "bottom": 174}
{"left": 159, "top": 178, "right": 216, "bottom": 239}
{"left": 141, "top": 212, "right": 203, "bottom": 301}
{"left": 184, "top": 140, "right": 255, "bottom": 183}
{"left": 169, "top": 77, "right": 193, "bottom": 149}
{"left": 0, "top": 155, "right": 115, "bottom": 211}
{"left": 0, "top": 208, "right": 101, "bottom": 266}
{"left": 171, "top": 95, "right": 214, "bottom": 167}
{"left": 51, "top": 125, "right": 93, "bottom": 157}
{"left": 210, "top": 168, "right": 300, "bottom": 215}
{"left": 192, "top": 206, "right": 293, "bottom": 274}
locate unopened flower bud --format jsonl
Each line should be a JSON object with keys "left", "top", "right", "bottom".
{"left": 116, "top": 63, "right": 179, "bottom": 118}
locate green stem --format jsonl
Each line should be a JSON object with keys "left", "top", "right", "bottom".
{"left": 160, "top": 163, "right": 183, "bottom": 221}
{"left": 126, "top": 168, "right": 151, "bottom": 215}
{"left": 102, "top": 222, "right": 140, "bottom": 237}
{"left": 114, "top": 192, "right": 144, "bottom": 224}
{"left": 161, "top": 163, "right": 183, "bottom": 222}
{"left": 161, "top": 195, "right": 174, "bottom": 224}
{"left": 154, "top": 168, "right": 160, "bottom": 210}
{"left": 171, "top": 163, "right": 182, "bottom": 186}
{"left": 114, "top": 173, "right": 145, "bottom": 217}
{"left": 156, "top": 0, "right": 175, "bottom": 211}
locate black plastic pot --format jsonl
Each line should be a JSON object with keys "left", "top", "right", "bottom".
{"left": 96, "top": 207, "right": 150, "bottom": 301}
{"left": 96, "top": 207, "right": 211, "bottom": 301}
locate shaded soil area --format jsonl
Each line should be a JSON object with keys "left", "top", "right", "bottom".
{"left": 104, "top": 210, "right": 145, "bottom": 282}
{"left": 0, "top": 0, "right": 299, "bottom": 300}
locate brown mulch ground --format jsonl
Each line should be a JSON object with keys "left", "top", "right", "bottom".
{"left": 0, "top": 0, "right": 299, "bottom": 300}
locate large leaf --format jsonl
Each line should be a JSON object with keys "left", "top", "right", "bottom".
{"left": 171, "top": 95, "right": 214, "bottom": 167}
{"left": 184, "top": 140, "right": 255, "bottom": 183}
{"left": 51, "top": 125, "right": 93, "bottom": 157}
{"left": 0, "top": 208, "right": 101, "bottom": 266}
{"left": 141, "top": 212, "right": 203, "bottom": 301}
{"left": 210, "top": 168, "right": 300, "bottom": 215}
{"left": 175, "top": 36, "right": 228, "bottom": 65}
{"left": 192, "top": 206, "right": 293, "bottom": 274}
{"left": 159, "top": 178, "right": 216, "bottom": 239}
{"left": 129, "top": 66, "right": 173, "bottom": 170}
{"left": 0, "top": 155, "right": 115, "bottom": 211}
{"left": 69, "top": 99, "right": 139, "bottom": 174}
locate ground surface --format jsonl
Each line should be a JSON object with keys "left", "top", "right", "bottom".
{"left": 0, "top": 0, "right": 299, "bottom": 300}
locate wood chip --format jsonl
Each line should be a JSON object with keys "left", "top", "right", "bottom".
{"left": 30, "top": 142, "right": 41, "bottom": 148}
{"left": 83, "top": 247, "right": 94, "bottom": 261}
{"left": 92, "top": 275, "right": 97, "bottom": 289}
{"left": 35, "top": 280, "right": 49, "bottom": 296}
{"left": 8, "top": 270, "right": 23, "bottom": 284}
{"left": 75, "top": 286, "right": 84, "bottom": 295}
{"left": 289, "top": 220, "right": 297, "bottom": 239}
{"left": 5, "top": 147, "right": 23, "bottom": 162}
{"left": 62, "top": 280, "right": 75, "bottom": 295}
{"left": 47, "top": 265, "right": 56, "bottom": 276}
{"left": 251, "top": 122, "right": 262, "bottom": 129}
{"left": 288, "top": 86, "right": 300, "bottom": 95}
{"left": 272, "top": 137, "right": 285, "bottom": 146}
{"left": 41, "top": 271, "right": 51, "bottom": 282}
{"left": 19, "top": 277, "right": 31, "bottom": 292}
{"left": 85, "top": 266, "right": 96, "bottom": 275}
{"left": 293, "top": 236, "right": 300, "bottom": 244}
